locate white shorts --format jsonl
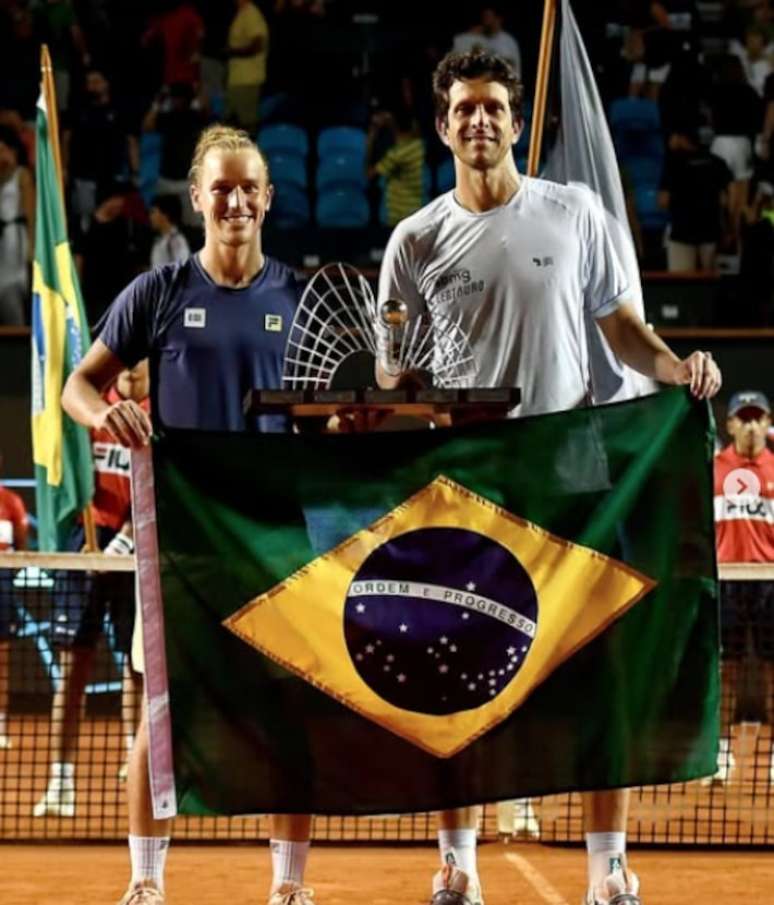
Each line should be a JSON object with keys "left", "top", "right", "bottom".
{"left": 710, "top": 135, "right": 753, "bottom": 181}
{"left": 630, "top": 61, "right": 671, "bottom": 85}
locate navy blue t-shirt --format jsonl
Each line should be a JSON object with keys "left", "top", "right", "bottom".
{"left": 99, "top": 254, "right": 300, "bottom": 432}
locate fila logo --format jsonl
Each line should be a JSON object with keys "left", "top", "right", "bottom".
{"left": 184, "top": 308, "right": 206, "bottom": 328}
{"left": 265, "top": 314, "right": 283, "bottom": 332}
{"left": 532, "top": 256, "right": 554, "bottom": 267}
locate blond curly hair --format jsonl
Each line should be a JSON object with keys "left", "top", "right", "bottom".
{"left": 188, "top": 124, "right": 270, "bottom": 186}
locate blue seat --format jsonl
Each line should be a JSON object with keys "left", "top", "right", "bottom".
{"left": 624, "top": 155, "right": 663, "bottom": 188}
{"left": 610, "top": 98, "right": 661, "bottom": 133}
{"left": 258, "top": 123, "right": 310, "bottom": 158}
{"left": 272, "top": 183, "right": 311, "bottom": 228}
{"left": 317, "top": 126, "right": 367, "bottom": 161}
{"left": 139, "top": 132, "right": 162, "bottom": 206}
{"left": 316, "top": 187, "right": 370, "bottom": 228}
{"left": 634, "top": 185, "right": 668, "bottom": 230}
{"left": 610, "top": 98, "right": 664, "bottom": 159}
{"left": 267, "top": 152, "right": 307, "bottom": 189}
{"left": 436, "top": 158, "right": 455, "bottom": 195}
{"left": 316, "top": 154, "right": 366, "bottom": 191}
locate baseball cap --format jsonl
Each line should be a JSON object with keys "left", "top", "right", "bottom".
{"left": 727, "top": 390, "right": 771, "bottom": 417}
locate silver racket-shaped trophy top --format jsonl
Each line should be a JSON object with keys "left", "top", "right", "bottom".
{"left": 283, "top": 263, "right": 477, "bottom": 390}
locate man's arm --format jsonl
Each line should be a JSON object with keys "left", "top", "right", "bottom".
{"left": 62, "top": 339, "right": 152, "bottom": 449}
{"left": 596, "top": 302, "right": 722, "bottom": 399}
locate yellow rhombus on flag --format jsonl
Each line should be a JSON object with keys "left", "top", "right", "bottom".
{"left": 225, "top": 476, "right": 655, "bottom": 758}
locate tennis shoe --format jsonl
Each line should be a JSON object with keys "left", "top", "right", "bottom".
{"left": 116, "top": 881, "right": 165, "bottom": 905}
{"left": 268, "top": 883, "right": 315, "bottom": 904}
{"left": 0, "top": 733, "right": 11, "bottom": 750}
{"left": 584, "top": 855, "right": 640, "bottom": 905}
{"left": 431, "top": 859, "right": 484, "bottom": 905}
{"left": 700, "top": 748, "right": 735, "bottom": 786}
{"left": 32, "top": 782, "right": 75, "bottom": 817}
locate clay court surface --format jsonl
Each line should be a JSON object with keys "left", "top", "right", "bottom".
{"left": 4, "top": 841, "right": 774, "bottom": 904}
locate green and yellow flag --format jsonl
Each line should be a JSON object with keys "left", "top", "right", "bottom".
{"left": 31, "top": 88, "right": 93, "bottom": 551}
{"left": 149, "top": 388, "right": 719, "bottom": 816}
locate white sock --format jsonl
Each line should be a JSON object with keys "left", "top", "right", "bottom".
{"left": 0, "top": 711, "right": 7, "bottom": 737}
{"left": 270, "top": 839, "right": 310, "bottom": 889}
{"left": 586, "top": 832, "right": 626, "bottom": 888}
{"left": 438, "top": 828, "right": 478, "bottom": 877}
{"left": 129, "top": 835, "right": 170, "bottom": 891}
{"left": 50, "top": 762, "right": 75, "bottom": 787}
{"left": 125, "top": 732, "right": 135, "bottom": 755}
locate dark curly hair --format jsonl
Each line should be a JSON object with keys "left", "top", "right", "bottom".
{"left": 432, "top": 49, "right": 523, "bottom": 123}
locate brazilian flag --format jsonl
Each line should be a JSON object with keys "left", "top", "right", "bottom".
{"left": 149, "top": 388, "right": 719, "bottom": 815}
{"left": 31, "top": 93, "right": 93, "bottom": 551}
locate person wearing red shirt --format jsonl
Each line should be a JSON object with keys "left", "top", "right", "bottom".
{"left": 33, "top": 362, "right": 149, "bottom": 818}
{"left": 712, "top": 390, "right": 774, "bottom": 785}
{"left": 142, "top": 1, "right": 205, "bottom": 90}
{"left": 0, "top": 451, "right": 29, "bottom": 750}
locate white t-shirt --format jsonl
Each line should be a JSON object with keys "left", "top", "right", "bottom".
{"left": 377, "top": 177, "right": 629, "bottom": 417}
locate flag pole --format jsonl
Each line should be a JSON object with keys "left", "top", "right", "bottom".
{"left": 39, "top": 45, "right": 98, "bottom": 553}
{"left": 527, "top": 0, "right": 558, "bottom": 177}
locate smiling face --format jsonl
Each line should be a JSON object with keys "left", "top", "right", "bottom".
{"left": 190, "top": 147, "right": 272, "bottom": 248}
{"left": 437, "top": 77, "right": 521, "bottom": 172}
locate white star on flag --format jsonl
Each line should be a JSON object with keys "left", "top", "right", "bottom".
{"left": 399, "top": 624, "right": 408, "bottom": 632}
{"left": 466, "top": 582, "right": 476, "bottom": 591}
{"left": 356, "top": 603, "right": 365, "bottom": 613}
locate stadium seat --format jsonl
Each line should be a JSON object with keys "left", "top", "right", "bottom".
{"left": 609, "top": 98, "right": 664, "bottom": 160}
{"left": 623, "top": 155, "right": 663, "bottom": 188}
{"left": 316, "top": 153, "right": 366, "bottom": 191}
{"left": 139, "top": 132, "right": 162, "bottom": 206}
{"left": 266, "top": 152, "right": 308, "bottom": 189}
{"left": 258, "top": 123, "right": 310, "bottom": 158}
{"left": 436, "top": 158, "right": 455, "bottom": 194}
{"left": 272, "top": 183, "right": 311, "bottom": 229}
{"left": 316, "top": 187, "right": 370, "bottom": 228}
{"left": 634, "top": 185, "right": 668, "bottom": 230}
{"left": 317, "top": 126, "right": 367, "bottom": 161}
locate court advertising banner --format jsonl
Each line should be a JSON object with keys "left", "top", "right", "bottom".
{"left": 145, "top": 387, "right": 719, "bottom": 816}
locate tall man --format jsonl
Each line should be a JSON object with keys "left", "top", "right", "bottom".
{"left": 377, "top": 49, "right": 722, "bottom": 905}
{"left": 62, "top": 126, "right": 313, "bottom": 905}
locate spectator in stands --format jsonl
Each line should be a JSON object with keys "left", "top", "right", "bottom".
{"left": 73, "top": 181, "right": 152, "bottom": 326}
{"left": 709, "top": 54, "right": 763, "bottom": 246}
{"left": 0, "top": 448, "right": 29, "bottom": 752}
{"left": 453, "top": 6, "right": 521, "bottom": 76}
{"left": 0, "top": 4, "right": 39, "bottom": 122}
{"left": 757, "top": 71, "right": 774, "bottom": 166}
{"left": 659, "top": 125, "right": 732, "bottom": 271}
{"left": 368, "top": 107, "right": 425, "bottom": 227}
{"left": 149, "top": 194, "right": 191, "bottom": 267}
{"left": 63, "top": 68, "right": 139, "bottom": 234}
{"left": 33, "top": 362, "right": 150, "bottom": 818}
{"left": 142, "top": 81, "right": 210, "bottom": 228}
{"left": 32, "top": 0, "right": 91, "bottom": 114}
{"left": 141, "top": 0, "right": 205, "bottom": 92}
{"left": 739, "top": 180, "right": 774, "bottom": 322}
{"left": 627, "top": 0, "right": 697, "bottom": 100}
{"left": 226, "top": 0, "right": 270, "bottom": 132}
{"left": 712, "top": 390, "right": 774, "bottom": 786}
{"left": 0, "top": 125, "right": 34, "bottom": 326}
{"left": 730, "top": 24, "right": 774, "bottom": 96}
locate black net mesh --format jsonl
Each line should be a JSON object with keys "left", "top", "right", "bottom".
{"left": 1, "top": 556, "right": 772, "bottom": 845}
